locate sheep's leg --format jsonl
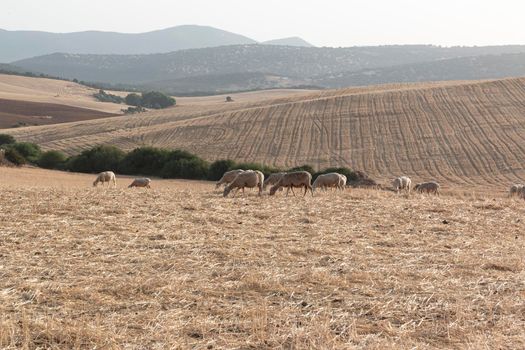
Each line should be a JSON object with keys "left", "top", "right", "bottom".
{"left": 286, "top": 187, "right": 290, "bottom": 196}
{"left": 291, "top": 187, "right": 296, "bottom": 196}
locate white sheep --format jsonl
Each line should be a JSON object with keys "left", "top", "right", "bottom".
{"left": 392, "top": 176, "right": 412, "bottom": 193}
{"left": 414, "top": 181, "right": 440, "bottom": 195}
{"left": 223, "top": 170, "right": 263, "bottom": 197}
{"left": 269, "top": 171, "right": 313, "bottom": 196}
{"left": 509, "top": 184, "right": 524, "bottom": 197}
{"left": 216, "top": 169, "right": 244, "bottom": 189}
{"left": 93, "top": 171, "right": 117, "bottom": 188}
{"left": 312, "top": 173, "right": 343, "bottom": 192}
{"left": 338, "top": 174, "right": 347, "bottom": 190}
{"left": 128, "top": 178, "right": 151, "bottom": 188}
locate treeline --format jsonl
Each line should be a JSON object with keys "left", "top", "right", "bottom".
{"left": 0, "top": 134, "right": 373, "bottom": 185}
{"left": 93, "top": 90, "right": 176, "bottom": 110}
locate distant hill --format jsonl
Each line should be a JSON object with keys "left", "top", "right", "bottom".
{"left": 0, "top": 25, "right": 257, "bottom": 62}
{"left": 317, "top": 53, "right": 525, "bottom": 87}
{"left": 13, "top": 44, "right": 525, "bottom": 93}
{"left": 262, "top": 37, "right": 314, "bottom": 47}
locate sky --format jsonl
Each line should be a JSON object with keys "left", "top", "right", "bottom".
{"left": 1, "top": 0, "right": 524, "bottom": 47}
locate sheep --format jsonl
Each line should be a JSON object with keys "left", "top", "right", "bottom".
{"left": 269, "top": 171, "right": 313, "bottom": 196}
{"left": 263, "top": 172, "right": 286, "bottom": 191}
{"left": 216, "top": 169, "right": 244, "bottom": 189}
{"left": 414, "top": 181, "right": 440, "bottom": 195}
{"left": 93, "top": 171, "right": 117, "bottom": 188}
{"left": 128, "top": 178, "right": 151, "bottom": 188}
{"left": 392, "top": 176, "right": 412, "bottom": 193}
{"left": 509, "top": 184, "right": 524, "bottom": 197}
{"left": 338, "top": 174, "right": 347, "bottom": 190}
{"left": 223, "top": 170, "right": 263, "bottom": 197}
{"left": 312, "top": 173, "right": 343, "bottom": 192}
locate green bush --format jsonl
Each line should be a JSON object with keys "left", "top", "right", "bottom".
{"left": 119, "top": 147, "right": 170, "bottom": 176}
{"left": 37, "top": 150, "right": 67, "bottom": 169}
{"left": 161, "top": 157, "right": 209, "bottom": 179}
{"left": 125, "top": 93, "right": 142, "bottom": 106}
{"left": 208, "top": 159, "right": 236, "bottom": 181}
{"left": 288, "top": 164, "right": 316, "bottom": 175}
{"left": 4, "top": 147, "right": 26, "bottom": 165}
{"left": 93, "top": 89, "right": 125, "bottom": 104}
{"left": 124, "top": 91, "right": 176, "bottom": 109}
{"left": 0, "top": 134, "right": 16, "bottom": 146}
{"left": 141, "top": 91, "right": 176, "bottom": 109}
{"left": 10, "top": 142, "right": 41, "bottom": 162}
{"left": 66, "top": 145, "right": 125, "bottom": 173}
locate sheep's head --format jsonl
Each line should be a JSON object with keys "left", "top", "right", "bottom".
{"left": 414, "top": 184, "right": 421, "bottom": 191}
{"left": 215, "top": 182, "right": 222, "bottom": 189}
{"left": 92, "top": 180, "right": 98, "bottom": 187}
{"left": 269, "top": 185, "right": 279, "bottom": 196}
{"left": 223, "top": 186, "right": 232, "bottom": 197}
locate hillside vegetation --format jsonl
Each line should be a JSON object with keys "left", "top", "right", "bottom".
{"left": 12, "top": 44, "right": 525, "bottom": 93}
{"left": 4, "top": 78, "right": 525, "bottom": 187}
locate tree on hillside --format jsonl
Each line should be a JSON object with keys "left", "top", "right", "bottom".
{"left": 125, "top": 93, "right": 142, "bottom": 106}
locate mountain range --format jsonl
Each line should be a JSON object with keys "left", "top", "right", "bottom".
{"left": 0, "top": 25, "right": 313, "bottom": 62}
{"left": 11, "top": 44, "right": 525, "bottom": 94}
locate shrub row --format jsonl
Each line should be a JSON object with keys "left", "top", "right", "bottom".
{"left": 0, "top": 134, "right": 372, "bottom": 184}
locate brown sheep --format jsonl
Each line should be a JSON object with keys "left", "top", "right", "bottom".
{"left": 414, "top": 181, "right": 440, "bottom": 195}
{"left": 269, "top": 171, "right": 313, "bottom": 196}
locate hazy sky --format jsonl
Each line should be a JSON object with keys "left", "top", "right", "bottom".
{"left": 1, "top": 0, "right": 524, "bottom": 46}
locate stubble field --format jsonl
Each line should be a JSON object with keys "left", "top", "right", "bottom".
{"left": 1, "top": 167, "right": 524, "bottom": 349}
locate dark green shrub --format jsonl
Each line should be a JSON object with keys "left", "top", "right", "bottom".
{"left": 10, "top": 142, "right": 41, "bottom": 162}
{"left": 37, "top": 150, "right": 67, "bottom": 169}
{"left": 140, "top": 91, "right": 176, "bottom": 109}
{"left": 208, "top": 159, "right": 236, "bottom": 181}
{"left": 66, "top": 145, "right": 125, "bottom": 173}
{"left": 93, "top": 89, "right": 125, "bottom": 104}
{"left": 0, "top": 134, "right": 16, "bottom": 146}
{"left": 119, "top": 147, "right": 170, "bottom": 176}
{"left": 288, "top": 164, "right": 315, "bottom": 175}
{"left": 125, "top": 93, "right": 142, "bottom": 106}
{"left": 4, "top": 148, "right": 26, "bottom": 165}
{"left": 161, "top": 157, "right": 209, "bottom": 179}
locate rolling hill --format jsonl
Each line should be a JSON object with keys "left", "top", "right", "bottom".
{"left": 13, "top": 45, "right": 525, "bottom": 94}
{"left": 3, "top": 78, "right": 525, "bottom": 187}
{"left": 0, "top": 74, "right": 125, "bottom": 127}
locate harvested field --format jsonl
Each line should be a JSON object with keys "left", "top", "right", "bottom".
{"left": 0, "top": 74, "right": 126, "bottom": 114}
{"left": 0, "top": 98, "right": 118, "bottom": 128}
{"left": 3, "top": 78, "right": 525, "bottom": 187}
{"left": 0, "top": 167, "right": 524, "bottom": 348}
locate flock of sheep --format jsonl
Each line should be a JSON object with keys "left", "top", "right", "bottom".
{"left": 92, "top": 169, "right": 525, "bottom": 199}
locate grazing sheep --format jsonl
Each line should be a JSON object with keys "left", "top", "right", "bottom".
{"left": 338, "top": 174, "right": 347, "bottom": 190}
{"left": 263, "top": 172, "right": 286, "bottom": 191}
{"left": 269, "top": 171, "right": 313, "bottom": 196}
{"left": 414, "top": 181, "right": 440, "bottom": 195}
{"left": 223, "top": 170, "right": 263, "bottom": 197}
{"left": 509, "top": 184, "right": 524, "bottom": 197}
{"left": 216, "top": 169, "right": 244, "bottom": 189}
{"left": 313, "top": 173, "right": 343, "bottom": 192}
{"left": 128, "top": 178, "right": 151, "bottom": 188}
{"left": 93, "top": 171, "right": 117, "bottom": 188}
{"left": 392, "top": 176, "right": 412, "bottom": 193}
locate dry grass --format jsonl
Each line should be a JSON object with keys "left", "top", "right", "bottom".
{"left": 0, "top": 74, "right": 126, "bottom": 114}
{"left": 1, "top": 168, "right": 524, "bottom": 349}
{"left": 4, "top": 77, "right": 525, "bottom": 187}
